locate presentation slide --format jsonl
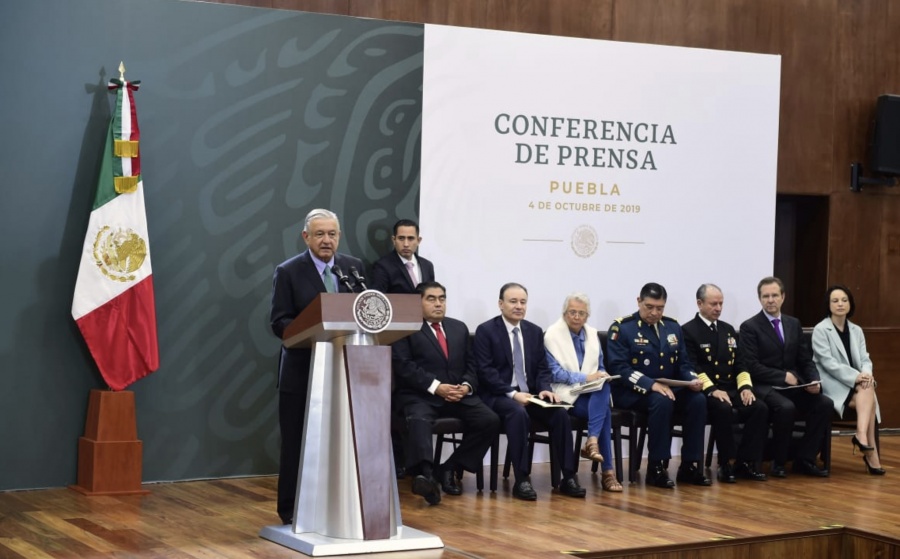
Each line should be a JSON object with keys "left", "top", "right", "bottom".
{"left": 421, "top": 24, "right": 781, "bottom": 332}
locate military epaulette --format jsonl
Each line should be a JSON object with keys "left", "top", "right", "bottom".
{"left": 614, "top": 315, "right": 636, "bottom": 324}
{"left": 661, "top": 315, "right": 679, "bottom": 324}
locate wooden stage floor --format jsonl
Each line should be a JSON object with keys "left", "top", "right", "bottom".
{"left": 1, "top": 433, "right": 897, "bottom": 559}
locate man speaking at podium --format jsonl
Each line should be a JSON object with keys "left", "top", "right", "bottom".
{"left": 270, "top": 208, "right": 365, "bottom": 525}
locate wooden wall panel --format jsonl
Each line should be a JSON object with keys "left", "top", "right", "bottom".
{"left": 196, "top": 0, "right": 900, "bottom": 333}
{"left": 728, "top": 0, "right": 836, "bottom": 195}
{"left": 827, "top": 191, "right": 884, "bottom": 324}
{"left": 860, "top": 328, "right": 900, "bottom": 428}
{"left": 831, "top": 1, "right": 900, "bottom": 327}
{"left": 210, "top": 0, "right": 349, "bottom": 13}
{"left": 611, "top": 0, "right": 727, "bottom": 49}
{"left": 347, "top": 0, "right": 615, "bottom": 38}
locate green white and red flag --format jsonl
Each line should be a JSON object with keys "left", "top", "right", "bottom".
{"left": 71, "top": 76, "right": 159, "bottom": 390}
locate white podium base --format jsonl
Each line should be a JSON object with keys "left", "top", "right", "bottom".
{"left": 259, "top": 524, "right": 443, "bottom": 556}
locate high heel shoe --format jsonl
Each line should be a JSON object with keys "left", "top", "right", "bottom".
{"left": 851, "top": 435, "right": 875, "bottom": 455}
{"left": 580, "top": 439, "right": 603, "bottom": 463}
{"left": 863, "top": 455, "right": 886, "bottom": 476}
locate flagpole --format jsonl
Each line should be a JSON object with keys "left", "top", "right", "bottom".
{"left": 70, "top": 61, "right": 154, "bottom": 496}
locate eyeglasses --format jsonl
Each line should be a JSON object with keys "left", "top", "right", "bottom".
{"left": 565, "top": 310, "right": 588, "bottom": 318}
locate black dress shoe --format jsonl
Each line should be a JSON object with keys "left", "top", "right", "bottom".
{"left": 512, "top": 479, "right": 538, "bottom": 501}
{"left": 646, "top": 462, "right": 675, "bottom": 489}
{"left": 770, "top": 464, "right": 787, "bottom": 478}
{"left": 412, "top": 474, "right": 442, "bottom": 505}
{"left": 793, "top": 459, "right": 829, "bottom": 477}
{"left": 717, "top": 462, "right": 736, "bottom": 483}
{"left": 558, "top": 477, "right": 586, "bottom": 498}
{"left": 734, "top": 461, "right": 767, "bottom": 481}
{"left": 439, "top": 466, "right": 462, "bottom": 496}
{"left": 677, "top": 463, "right": 712, "bottom": 486}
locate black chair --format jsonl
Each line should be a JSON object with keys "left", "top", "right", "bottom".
{"left": 832, "top": 408, "right": 880, "bottom": 454}
{"left": 705, "top": 412, "right": 833, "bottom": 471}
{"left": 484, "top": 417, "right": 562, "bottom": 491}
{"left": 633, "top": 410, "right": 701, "bottom": 475}
{"left": 573, "top": 407, "right": 641, "bottom": 484}
{"left": 391, "top": 412, "right": 467, "bottom": 473}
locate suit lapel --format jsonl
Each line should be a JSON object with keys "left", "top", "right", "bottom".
{"left": 422, "top": 321, "right": 448, "bottom": 362}
{"left": 497, "top": 317, "right": 514, "bottom": 371}
{"left": 520, "top": 321, "right": 533, "bottom": 372}
{"left": 758, "top": 312, "right": 782, "bottom": 348}
{"left": 300, "top": 253, "right": 327, "bottom": 293}
{"left": 392, "top": 253, "right": 416, "bottom": 291}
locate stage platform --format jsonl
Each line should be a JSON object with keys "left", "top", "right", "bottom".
{"left": 0, "top": 433, "right": 897, "bottom": 558}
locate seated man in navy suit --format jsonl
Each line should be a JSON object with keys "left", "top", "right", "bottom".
{"left": 371, "top": 219, "right": 435, "bottom": 294}
{"left": 269, "top": 208, "right": 364, "bottom": 525}
{"left": 392, "top": 282, "right": 499, "bottom": 505}
{"left": 474, "top": 282, "right": 586, "bottom": 501}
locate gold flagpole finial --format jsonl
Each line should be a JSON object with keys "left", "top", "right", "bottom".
{"left": 118, "top": 61, "right": 126, "bottom": 81}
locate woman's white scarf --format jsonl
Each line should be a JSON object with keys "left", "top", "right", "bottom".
{"left": 544, "top": 317, "right": 600, "bottom": 403}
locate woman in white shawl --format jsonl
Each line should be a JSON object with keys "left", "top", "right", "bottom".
{"left": 812, "top": 285, "right": 884, "bottom": 475}
{"left": 544, "top": 293, "right": 623, "bottom": 492}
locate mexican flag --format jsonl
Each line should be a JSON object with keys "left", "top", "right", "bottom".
{"left": 71, "top": 77, "right": 159, "bottom": 391}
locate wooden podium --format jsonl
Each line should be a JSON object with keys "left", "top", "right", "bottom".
{"left": 259, "top": 292, "right": 443, "bottom": 556}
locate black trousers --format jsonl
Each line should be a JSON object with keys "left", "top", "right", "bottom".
{"left": 707, "top": 388, "right": 768, "bottom": 465}
{"left": 487, "top": 397, "right": 576, "bottom": 482}
{"left": 277, "top": 389, "right": 306, "bottom": 523}
{"left": 402, "top": 398, "right": 500, "bottom": 474}
{"left": 761, "top": 388, "right": 833, "bottom": 465}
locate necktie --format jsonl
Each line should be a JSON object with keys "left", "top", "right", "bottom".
{"left": 772, "top": 318, "right": 784, "bottom": 344}
{"left": 710, "top": 322, "right": 717, "bottom": 333}
{"left": 512, "top": 327, "right": 528, "bottom": 392}
{"left": 431, "top": 322, "right": 449, "bottom": 358}
{"left": 323, "top": 265, "right": 337, "bottom": 293}
{"left": 405, "top": 260, "right": 418, "bottom": 287}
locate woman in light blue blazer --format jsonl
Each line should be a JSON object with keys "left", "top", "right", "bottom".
{"left": 811, "top": 285, "right": 883, "bottom": 475}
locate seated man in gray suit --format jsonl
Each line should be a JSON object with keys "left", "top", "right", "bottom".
{"left": 392, "top": 282, "right": 500, "bottom": 505}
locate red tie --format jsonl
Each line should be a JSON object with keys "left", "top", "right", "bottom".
{"left": 431, "top": 322, "right": 449, "bottom": 358}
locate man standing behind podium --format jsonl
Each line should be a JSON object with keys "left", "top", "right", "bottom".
{"left": 269, "top": 208, "right": 364, "bottom": 525}
{"left": 371, "top": 219, "right": 435, "bottom": 294}
{"left": 474, "top": 283, "right": 586, "bottom": 500}
{"left": 371, "top": 219, "right": 436, "bottom": 479}
{"left": 392, "top": 282, "right": 499, "bottom": 505}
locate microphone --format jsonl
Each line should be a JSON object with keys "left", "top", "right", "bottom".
{"left": 330, "top": 265, "right": 354, "bottom": 292}
{"left": 349, "top": 266, "right": 368, "bottom": 291}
